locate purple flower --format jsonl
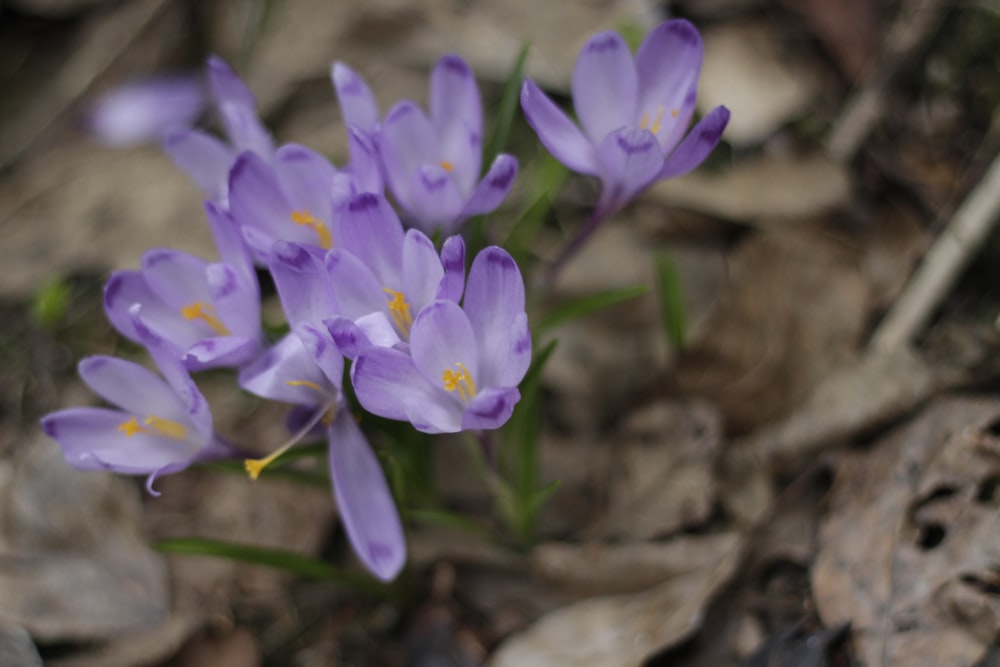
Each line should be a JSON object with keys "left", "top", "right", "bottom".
{"left": 238, "top": 327, "right": 406, "bottom": 582}
{"left": 103, "top": 204, "right": 264, "bottom": 370}
{"left": 164, "top": 56, "right": 275, "bottom": 203}
{"left": 520, "top": 20, "right": 729, "bottom": 219}
{"left": 350, "top": 246, "right": 531, "bottom": 433}
{"left": 41, "top": 308, "right": 236, "bottom": 494}
{"left": 333, "top": 56, "right": 519, "bottom": 234}
{"left": 86, "top": 75, "right": 206, "bottom": 147}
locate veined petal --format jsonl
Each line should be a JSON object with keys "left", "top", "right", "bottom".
{"left": 324, "top": 248, "right": 389, "bottom": 322}
{"left": 327, "top": 415, "right": 405, "bottom": 581}
{"left": 436, "top": 235, "right": 466, "bottom": 303}
{"left": 104, "top": 271, "right": 161, "bottom": 343}
{"left": 207, "top": 262, "right": 260, "bottom": 340}
{"left": 354, "top": 312, "right": 401, "bottom": 349}
{"left": 430, "top": 55, "right": 482, "bottom": 195}
{"left": 351, "top": 347, "right": 444, "bottom": 423}
{"left": 275, "top": 143, "right": 338, "bottom": 241}
{"left": 326, "top": 316, "right": 374, "bottom": 360}
{"left": 596, "top": 126, "right": 664, "bottom": 215}
{"left": 141, "top": 248, "right": 211, "bottom": 311}
{"left": 185, "top": 336, "right": 260, "bottom": 370}
{"left": 409, "top": 300, "right": 479, "bottom": 392}
{"left": 338, "top": 193, "right": 405, "bottom": 285}
{"left": 379, "top": 102, "right": 438, "bottom": 206}
{"left": 520, "top": 79, "right": 599, "bottom": 176}
{"left": 294, "top": 322, "right": 344, "bottom": 389}
{"left": 635, "top": 19, "right": 704, "bottom": 153}
{"left": 572, "top": 31, "right": 639, "bottom": 145}
{"left": 346, "top": 126, "right": 383, "bottom": 195}
{"left": 463, "top": 247, "right": 528, "bottom": 388}
{"left": 458, "top": 153, "right": 518, "bottom": 223}
{"left": 229, "top": 152, "right": 298, "bottom": 247}
{"left": 658, "top": 105, "right": 730, "bottom": 180}
{"left": 270, "top": 241, "right": 336, "bottom": 326}
{"left": 238, "top": 333, "right": 333, "bottom": 406}
{"left": 402, "top": 393, "right": 463, "bottom": 434}
{"left": 163, "top": 129, "right": 235, "bottom": 202}
{"left": 402, "top": 164, "right": 464, "bottom": 234}
{"left": 401, "top": 229, "right": 445, "bottom": 312}
{"left": 78, "top": 356, "right": 187, "bottom": 424}
{"left": 205, "top": 202, "right": 255, "bottom": 285}
{"left": 461, "top": 386, "right": 521, "bottom": 431}
{"left": 331, "top": 62, "right": 380, "bottom": 133}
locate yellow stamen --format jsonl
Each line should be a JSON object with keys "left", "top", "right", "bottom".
{"left": 439, "top": 160, "right": 454, "bottom": 173}
{"left": 244, "top": 403, "right": 334, "bottom": 480}
{"left": 117, "top": 415, "right": 188, "bottom": 440}
{"left": 291, "top": 210, "right": 333, "bottom": 250}
{"left": 285, "top": 379, "right": 326, "bottom": 393}
{"left": 639, "top": 106, "right": 668, "bottom": 134}
{"left": 383, "top": 287, "right": 413, "bottom": 337}
{"left": 670, "top": 108, "right": 679, "bottom": 118}
{"left": 442, "top": 362, "right": 477, "bottom": 402}
{"left": 181, "top": 302, "right": 231, "bottom": 336}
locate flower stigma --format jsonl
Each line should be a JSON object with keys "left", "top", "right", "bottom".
{"left": 118, "top": 415, "right": 188, "bottom": 439}
{"left": 244, "top": 399, "right": 335, "bottom": 480}
{"left": 383, "top": 288, "right": 413, "bottom": 336}
{"left": 639, "top": 106, "right": 668, "bottom": 135}
{"left": 442, "top": 362, "right": 477, "bottom": 402}
{"left": 290, "top": 210, "right": 333, "bottom": 250}
{"left": 181, "top": 302, "right": 231, "bottom": 336}
{"left": 439, "top": 160, "right": 454, "bottom": 173}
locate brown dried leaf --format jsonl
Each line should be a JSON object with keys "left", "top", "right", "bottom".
{"left": 812, "top": 396, "right": 1000, "bottom": 666}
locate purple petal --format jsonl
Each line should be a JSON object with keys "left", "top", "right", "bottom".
{"left": 520, "top": 79, "right": 599, "bottom": 176}
{"left": 78, "top": 356, "right": 187, "bottom": 423}
{"left": 294, "top": 322, "right": 344, "bottom": 389}
{"left": 275, "top": 143, "right": 338, "bottom": 245}
{"left": 351, "top": 347, "right": 446, "bottom": 424}
{"left": 338, "top": 193, "right": 405, "bottom": 285}
{"left": 206, "top": 56, "right": 256, "bottom": 112}
{"left": 401, "top": 229, "right": 445, "bottom": 312}
{"left": 141, "top": 248, "right": 211, "bottom": 310}
{"left": 379, "top": 102, "right": 440, "bottom": 210}
{"left": 205, "top": 202, "right": 255, "bottom": 284}
{"left": 401, "top": 393, "right": 464, "bottom": 434}
{"left": 324, "top": 248, "right": 390, "bottom": 322}
{"left": 346, "top": 126, "right": 384, "bottom": 195}
{"left": 458, "top": 153, "right": 518, "bottom": 222}
{"left": 163, "top": 129, "right": 235, "bottom": 202}
{"left": 331, "top": 62, "right": 380, "bottom": 133}
{"left": 402, "top": 164, "right": 464, "bottom": 234}
{"left": 596, "top": 126, "right": 664, "bottom": 215}
{"left": 635, "top": 19, "right": 704, "bottom": 153}
{"left": 206, "top": 262, "right": 260, "bottom": 340}
{"left": 326, "top": 316, "right": 373, "bottom": 360}
{"left": 229, "top": 152, "right": 315, "bottom": 253}
{"left": 436, "top": 235, "right": 465, "bottom": 303}
{"left": 572, "top": 31, "right": 639, "bottom": 145}
{"left": 184, "top": 336, "right": 260, "bottom": 370}
{"left": 217, "top": 101, "right": 274, "bottom": 160}
{"left": 462, "top": 247, "right": 529, "bottom": 388}
{"left": 327, "top": 414, "right": 405, "bottom": 581}
{"left": 658, "top": 105, "right": 730, "bottom": 180}
{"left": 269, "top": 241, "right": 336, "bottom": 326}
{"left": 461, "top": 386, "right": 521, "bottom": 431}
{"left": 429, "top": 55, "right": 482, "bottom": 195}
{"left": 88, "top": 76, "right": 205, "bottom": 147}
{"left": 409, "top": 300, "right": 479, "bottom": 392}
{"left": 238, "top": 333, "right": 334, "bottom": 406}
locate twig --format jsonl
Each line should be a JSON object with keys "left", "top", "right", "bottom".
{"left": 870, "top": 150, "right": 1000, "bottom": 352}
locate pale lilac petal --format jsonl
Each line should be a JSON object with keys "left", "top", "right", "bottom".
{"left": 238, "top": 333, "right": 333, "bottom": 406}
{"left": 269, "top": 241, "right": 336, "bottom": 326}
{"left": 104, "top": 271, "right": 157, "bottom": 342}
{"left": 41, "top": 407, "right": 199, "bottom": 474}
{"left": 206, "top": 56, "right": 255, "bottom": 111}
{"left": 430, "top": 55, "right": 483, "bottom": 194}
{"left": 204, "top": 202, "right": 255, "bottom": 284}
{"left": 331, "top": 62, "right": 380, "bottom": 133}
{"left": 401, "top": 229, "right": 444, "bottom": 311}
{"left": 78, "top": 356, "right": 187, "bottom": 423}
{"left": 88, "top": 76, "right": 205, "bottom": 147}
{"left": 461, "top": 386, "right": 521, "bottom": 431}
{"left": 403, "top": 164, "right": 464, "bottom": 233}
{"left": 463, "top": 247, "right": 528, "bottom": 388}
{"left": 185, "top": 336, "right": 260, "bottom": 370}
{"left": 324, "top": 249, "right": 388, "bottom": 322}
{"left": 458, "top": 153, "right": 518, "bottom": 222}
{"left": 520, "top": 79, "right": 599, "bottom": 175}
{"left": 163, "top": 129, "right": 235, "bottom": 202}
{"left": 327, "top": 414, "right": 405, "bottom": 581}
{"left": 436, "top": 235, "right": 465, "bottom": 303}
{"left": 500, "top": 313, "right": 532, "bottom": 387}
{"left": 351, "top": 347, "right": 443, "bottom": 422}
{"left": 402, "top": 393, "right": 463, "bottom": 434}
{"left": 206, "top": 262, "right": 260, "bottom": 340}
{"left": 346, "top": 126, "right": 383, "bottom": 194}
{"left": 409, "top": 300, "right": 479, "bottom": 390}
{"left": 338, "top": 193, "right": 405, "bottom": 285}
{"left": 326, "top": 316, "right": 372, "bottom": 360}
{"left": 658, "top": 105, "right": 730, "bottom": 180}
{"left": 294, "top": 322, "right": 344, "bottom": 389}
{"left": 229, "top": 152, "right": 318, "bottom": 251}
{"left": 354, "top": 312, "right": 401, "bottom": 348}
{"left": 141, "top": 248, "right": 211, "bottom": 310}
{"left": 635, "top": 19, "right": 703, "bottom": 152}
{"left": 572, "top": 31, "right": 639, "bottom": 145}
{"left": 275, "top": 143, "right": 338, "bottom": 240}
{"left": 218, "top": 102, "right": 274, "bottom": 159}
{"left": 379, "top": 102, "right": 439, "bottom": 206}
{"left": 596, "top": 126, "right": 664, "bottom": 215}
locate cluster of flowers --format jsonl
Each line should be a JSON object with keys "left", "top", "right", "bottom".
{"left": 42, "top": 19, "right": 728, "bottom": 583}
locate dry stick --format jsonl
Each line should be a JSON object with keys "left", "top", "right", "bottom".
{"left": 870, "top": 151, "right": 1000, "bottom": 351}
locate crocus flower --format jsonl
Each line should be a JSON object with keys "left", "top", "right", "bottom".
{"left": 103, "top": 203, "right": 264, "bottom": 370}
{"left": 333, "top": 56, "right": 519, "bottom": 234}
{"left": 86, "top": 75, "right": 205, "bottom": 147}
{"left": 520, "top": 19, "right": 730, "bottom": 220}
{"left": 350, "top": 246, "right": 531, "bottom": 433}
{"left": 238, "top": 326, "right": 406, "bottom": 581}
{"left": 41, "top": 307, "right": 237, "bottom": 494}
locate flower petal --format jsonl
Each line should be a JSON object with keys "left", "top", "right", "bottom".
{"left": 346, "top": 126, "right": 383, "bottom": 195}
{"left": 458, "top": 153, "right": 518, "bottom": 222}
{"left": 326, "top": 315, "right": 374, "bottom": 359}
{"left": 401, "top": 229, "right": 444, "bottom": 311}
{"left": 461, "top": 386, "right": 521, "bottom": 431}
{"left": 78, "top": 356, "right": 187, "bottom": 423}
{"left": 430, "top": 55, "right": 482, "bottom": 195}
{"left": 88, "top": 76, "right": 205, "bottom": 147}
{"left": 238, "top": 333, "right": 333, "bottom": 406}
{"left": 206, "top": 262, "right": 260, "bottom": 341}
{"left": 217, "top": 101, "right": 274, "bottom": 160}
{"left": 206, "top": 56, "right": 256, "bottom": 112}
{"left": 402, "top": 164, "right": 465, "bottom": 234}
{"left": 269, "top": 241, "right": 336, "bottom": 326}
{"left": 520, "top": 79, "right": 599, "bottom": 176}
{"left": 402, "top": 393, "right": 463, "bottom": 434}
{"left": 184, "top": 336, "right": 260, "bottom": 370}
{"left": 462, "top": 247, "right": 527, "bottom": 388}
{"left": 204, "top": 202, "right": 255, "bottom": 284}
{"left": 379, "top": 102, "right": 439, "bottom": 208}
{"left": 275, "top": 143, "right": 338, "bottom": 240}
{"left": 409, "top": 300, "right": 479, "bottom": 391}
{"left": 324, "top": 248, "right": 389, "bottom": 322}
{"left": 595, "top": 126, "right": 664, "bottom": 216}
{"left": 294, "top": 322, "right": 344, "bottom": 389}
{"left": 338, "top": 193, "right": 405, "bottom": 285}
{"left": 331, "top": 62, "right": 380, "bottom": 133}
{"left": 436, "top": 234, "right": 466, "bottom": 303}
{"left": 228, "top": 152, "right": 297, "bottom": 249}
{"left": 635, "top": 19, "right": 704, "bottom": 153}
{"left": 327, "top": 414, "right": 406, "bottom": 581}
{"left": 163, "top": 129, "right": 235, "bottom": 202}
{"left": 572, "top": 31, "right": 639, "bottom": 145}
{"left": 658, "top": 105, "right": 730, "bottom": 180}
{"left": 351, "top": 347, "right": 445, "bottom": 423}
{"left": 141, "top": 248, "right": 211, "bottom": 310}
